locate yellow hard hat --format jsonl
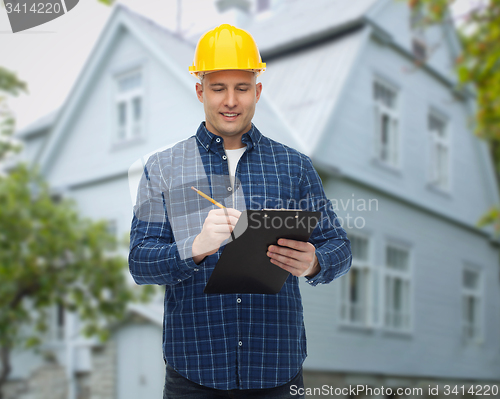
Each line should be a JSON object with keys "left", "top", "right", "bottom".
{"left": 189, "top": 24, "right": 266, "bottom": 78}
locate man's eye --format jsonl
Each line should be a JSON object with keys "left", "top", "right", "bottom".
{"left": 238, "top": 89, "right": 248, "bottom": 92}
{"left": 213, "top": 89, "right": 223, "bottom": 92}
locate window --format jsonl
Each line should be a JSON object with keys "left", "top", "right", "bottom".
{"left": 462, "top": 268, "right": 481, "bottom": 342}
{"left": 384, "top": 245, "right": 411, "bottom": 331}
{"left": 115, "top": 69, "right": 143, "bottom": 141}
{"left": 56, "top": 303, "right": 65, "bottom": 340}
{"left": 428, "top": 113, "right": 450, "bottom": 191}
{"left": 48, "top": 303, "right": 65, "bottom": 342}
{"left": 340, "top": 235, "right": 371, "bottom": 326}
{"left": 373, "top": 79, "right": 399, "bottom": 168}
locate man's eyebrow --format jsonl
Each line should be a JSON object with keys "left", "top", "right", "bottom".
{"left": 209, "top": 82, "right": 252, "bottom": 87}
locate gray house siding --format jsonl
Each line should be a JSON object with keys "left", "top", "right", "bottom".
{"left": 302, "top": 178, "right": 500, "bottom": 380}
{"left": 69, "top": 176, "right": 132, "bottom": 239}
{"left": 299, "top": 12, "right": 500, "bottom": 380}
{"left": 115, "top": 322, "right": 164, "bottom": 399}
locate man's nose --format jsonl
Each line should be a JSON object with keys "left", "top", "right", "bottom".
{"left": 224, "top": 89, "right": 237, "bottom": 108}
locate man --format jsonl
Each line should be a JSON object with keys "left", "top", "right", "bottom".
{"left": 129, "top": 24, "right": 352, "bottom": 398}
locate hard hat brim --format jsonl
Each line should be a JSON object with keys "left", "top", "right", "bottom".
{"left": 191, "top": 67, "right": 266, "bottom": 79}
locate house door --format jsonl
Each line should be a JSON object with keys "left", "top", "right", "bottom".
{"left": 116, "top": 323, "right": 165, "bottom": 399}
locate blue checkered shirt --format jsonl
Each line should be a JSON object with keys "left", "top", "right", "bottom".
{"left": 129, "top": 122, "right": 352, "bottom": 390}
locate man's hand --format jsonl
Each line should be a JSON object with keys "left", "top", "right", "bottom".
{"left": 267, "top": 238, "right": 320, "bottom": 278}
{"left": 192, "top": 208, "right": 241, "bottom": 264}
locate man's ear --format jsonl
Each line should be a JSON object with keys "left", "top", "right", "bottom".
{"left": 255, "top": 82, "right": 263, "bottom": 103}
{"left": 195, "top": 82, "right": 204, "bottom": 103}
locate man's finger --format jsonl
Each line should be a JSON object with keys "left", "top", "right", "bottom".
{"left": 268, "top": 244, "right": 312, "bottom": 263}
{"left": 269, "top": 257, "right": 305, "bottom": 277}
{"left": 213, "top": 215, "right": 239, "bottom": 226}
{"left": 267, "top": 250, "right": 303, "bottom": 268}
{"left": 212, "top": 224, "right": 236, "bottom": 233}
{"left": 268, "top": 246, "right": 300, "bottom": 262}
{"left": 276, "top": 238, "right": 313, "bottom": 252}
{"left": 213, "top": 208, "right": 241, "bottom": 218}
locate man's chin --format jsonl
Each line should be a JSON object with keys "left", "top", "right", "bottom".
{"left": 217, "top": 126, "right": 245, "bottom": 137}
{"left": 221, "top": 130, "right": 243, "bottom": 137}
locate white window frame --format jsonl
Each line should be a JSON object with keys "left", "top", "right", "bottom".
{"left": 339, "top": 233, "right": 374, "bottom": 328}
{"left": 373, "top": 78, "right": 400, "bottom": 169}
{"left": 428, "top": 111, "right": 451, "bottom": 192}
{"left": 114, "top": 68, "right": 144, "bottom": 143}
{"left": 382, "top": 242, "right": 412, "bottom": 333}
{"left": 462, "top": 266, "right": 483, "bottom": 344}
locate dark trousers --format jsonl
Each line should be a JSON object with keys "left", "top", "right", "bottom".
{"left": 163, "top": 363, "right": 305, "bottom": 399}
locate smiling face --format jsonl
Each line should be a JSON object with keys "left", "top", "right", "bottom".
{"left": 196, "top": 70, "right": 262, "bottom": 149}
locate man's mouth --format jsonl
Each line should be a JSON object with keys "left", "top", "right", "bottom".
{"left": 220, "top": 113, "right": 239, "bottom": 121}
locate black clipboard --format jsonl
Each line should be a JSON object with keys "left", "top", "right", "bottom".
{"left": 204, "top": 209, "right": 321, "bottom": 294}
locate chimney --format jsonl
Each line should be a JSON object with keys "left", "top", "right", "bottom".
{"left": 215, "top": 0, "right": 252, "bottom": 27}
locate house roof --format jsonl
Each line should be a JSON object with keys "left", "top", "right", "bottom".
{"left": 258, "top": 26, "right": 368, "bottom": 154}
{"left": 24, "top": 0, "right": 466, "bottom": 158}
{"left": 116, "top": 4, "right": 196, "bottom": 74}
{"left": 33, "top": 3, "right": 307, "bottom": 174}
{"left": 14, "top": 108, "right": 59, "bottom": 139}
{"left": 242, "top": 0, "right": 379, "bottom": 56}
{"left": 20, "top": 1, "right": 381, "bottom": 146}
{"left": 34, "top": 3, "right": 198, "bottom": 173}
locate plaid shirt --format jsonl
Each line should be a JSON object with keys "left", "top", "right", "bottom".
{"left": 129, "top": 122, "right": 352, "bottom": 390}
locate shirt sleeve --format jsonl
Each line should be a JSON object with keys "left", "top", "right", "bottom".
{"left": 128, "top": 153, "right": 202, "bottom": 286}
{"left": 298, "top": 155, "right": 352, "bottom": 286}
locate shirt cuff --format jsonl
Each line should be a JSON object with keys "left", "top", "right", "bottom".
{"left": 304, "top": 249, "right": 329, "bottom": 286}
{"left": 173, "top": 235, "right": 202, "bottom": 280}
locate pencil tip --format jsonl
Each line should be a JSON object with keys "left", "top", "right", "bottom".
{"left": 191, "top": 186, "right": 197, "bottom": 191}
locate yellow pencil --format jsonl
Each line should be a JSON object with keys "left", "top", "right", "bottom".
{"left": 191, "top": 186, "right": 226, "bottom": 209}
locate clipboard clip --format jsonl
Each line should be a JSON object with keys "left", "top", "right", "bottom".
{"left": 261, "top": 208, "right": 302, "bottom": 218}
{"left": 261, "top": 208, "right": 303, "bottom": 211}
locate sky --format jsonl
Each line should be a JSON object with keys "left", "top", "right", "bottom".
{"left": 0, "top": 0, "right": 223, "bottom": 131}
{"left": 0, "top": 0, "right": 481, "bottom": 132}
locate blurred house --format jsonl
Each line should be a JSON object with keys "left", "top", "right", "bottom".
{"left": 5, "top": 0, "right": 500, "bottom": 398}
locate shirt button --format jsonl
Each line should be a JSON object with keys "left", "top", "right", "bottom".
{"left": 238, "top": 341, "right": 242, "bottom": 347}
{"left": 222, "top": 155, "right": 227, "bottom": 160}
{"left": 237, "top": 298, "right": 241, "bottom": 304}
{"left": 227, "top": 186, "right": 232, "bottom": 192}
{"left": 194, "top": 268, "right": 199, "bottom": 272}
{"left": 177, "top": 279, "right": 182, "bottom": 282}
{"left": 206, "top": 144, "right": 209, "bottom": 149}
{"left": 216, "top": 138, "right": 221, "bottom": 143}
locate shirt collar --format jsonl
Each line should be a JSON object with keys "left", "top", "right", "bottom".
{"left": 196, "top": 121, "right": 262, "bottom": 152}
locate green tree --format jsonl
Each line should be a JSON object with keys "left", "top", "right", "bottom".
{"left": 0, "top": 66, "right": 26, "bottom": 162}
{"left": 0, "top": 40, "right": 153, "bottom": 399}
{"left": 400, "top": 0, "right": 500, "bottom": 232}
